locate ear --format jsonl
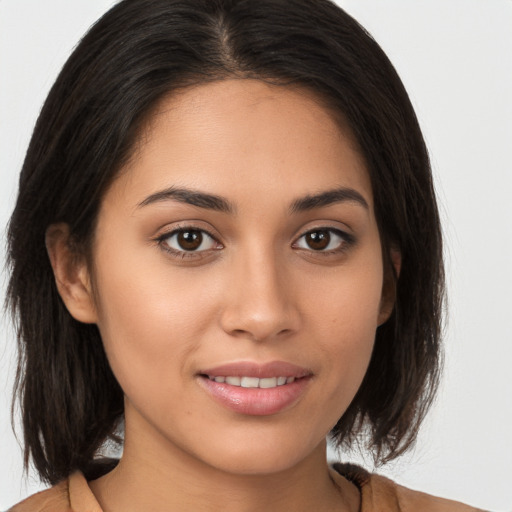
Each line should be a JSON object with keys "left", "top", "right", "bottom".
{"left": 45, "top": 223, "right": 98, "bottom": 324}
{"left": 378, "top": 247, "right": 401, "bottom": 326}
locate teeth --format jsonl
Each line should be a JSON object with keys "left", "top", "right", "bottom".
{"left": 259, "top": 377, "right": 277, "bottom": 388}
{"left": 241, "top": 376, "right": 260, "bottom": 388}
{"left": 208, "top": 375, "right": 296, "bottom": 388}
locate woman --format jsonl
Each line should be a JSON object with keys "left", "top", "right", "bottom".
{"left": 5, "top": 0, "right": 485, "bottom": 510}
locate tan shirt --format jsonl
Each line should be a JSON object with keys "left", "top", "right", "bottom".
{"left": 8, "top": 464, "right": 486, "bottom": 511}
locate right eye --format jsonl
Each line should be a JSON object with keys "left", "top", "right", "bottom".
{"left": 158, "top": 228, "right": 221, "bottom": 256}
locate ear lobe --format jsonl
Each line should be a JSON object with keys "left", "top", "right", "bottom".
{"left": 378, "top": 247, "right": 401, "bottom": 326}
{"left": 45, "top": 223, "right": 97, "bottom": 324}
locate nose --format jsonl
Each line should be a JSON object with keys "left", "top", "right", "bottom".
{"left": 219, "top": 248, "right": 301, "bottom": 342}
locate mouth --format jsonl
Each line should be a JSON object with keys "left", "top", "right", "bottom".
{"left": 197, "top": 361, "right": 312, "bottom": 416}
{"left": 203, "top": 375, "right": 297, "bottom": 388}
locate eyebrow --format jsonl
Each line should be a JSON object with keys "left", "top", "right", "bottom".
{"left": 289, "top": 187, "right": 369, "bottom": 213}
{"left": 137, "top": 185, "right": 369, "bottom": 214}
{"left": 137, "top": 186, "right": 234, "bottom": 213}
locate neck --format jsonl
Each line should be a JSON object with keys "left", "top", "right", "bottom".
{"left": 89, "top": 411, "right": 359, "bottom": 512}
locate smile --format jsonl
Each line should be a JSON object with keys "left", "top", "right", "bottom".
{"left": 206, "top": 376, "right": 295, "bottom": 388}
{"left": 198, "top": 361, "right": 312, "bottom": 415}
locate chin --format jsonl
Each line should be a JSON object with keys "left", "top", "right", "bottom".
{"left": 191, "top": 430, "right": 325, "bottom": 477}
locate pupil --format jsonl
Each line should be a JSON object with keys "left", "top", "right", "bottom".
{"left": 178, "top": 230, "right": 202, "bottom": 250}
{"left": 306, "top": 230, "right": 330, "bottom": 250}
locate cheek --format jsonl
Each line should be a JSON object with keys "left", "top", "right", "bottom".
{"left": 90, "top": 252, "right": 222, "bottom": 403}
{"left": 305, "top": 253, "right": 383, "bottom": 411}
{"left": 307, "top": 246, "right": 384, "bottom": 344}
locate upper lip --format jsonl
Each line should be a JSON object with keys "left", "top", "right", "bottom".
{"left": 199, "top": 361, "right": 312, "bottom": 379}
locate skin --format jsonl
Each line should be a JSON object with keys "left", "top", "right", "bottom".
{"left": 48, "top": 79, "right": 395, "bottom": 512}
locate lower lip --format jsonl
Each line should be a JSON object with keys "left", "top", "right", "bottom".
{"left": 198, "top": 376, "right": 311, "bottom": 416}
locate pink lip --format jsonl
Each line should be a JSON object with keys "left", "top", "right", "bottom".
{"left": 199, "top": 361, "right": 311, "bottom": 379}
{"left": 197, "top": 361, "right": 312, "bottom": 416}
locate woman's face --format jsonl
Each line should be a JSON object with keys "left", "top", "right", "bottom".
{"left": 84, "top": 79, "right": 390, "bottom": 475}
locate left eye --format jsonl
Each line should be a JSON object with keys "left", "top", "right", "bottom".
{"left": 293, "top": 228, "right": 348, "bottom": 252}
{"left": 160, "top": 228, "right": 218, "bottom": 253}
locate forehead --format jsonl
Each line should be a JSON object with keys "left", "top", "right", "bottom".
{"left": 108, "top": 78, "right": 373, "bottom": 212}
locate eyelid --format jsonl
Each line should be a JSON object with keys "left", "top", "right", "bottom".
{"left": 154, "top": 223, "right": 223, "bottom": 257}
{"left": 153, "top": 221, "right": 355, "bottom": 260}
{"left": 292, "top": 226, "right": 355, "bottom": 253}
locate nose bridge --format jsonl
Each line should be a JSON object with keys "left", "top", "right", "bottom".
{"left": 220, "top": 241, "right": 298, "bottom": 341}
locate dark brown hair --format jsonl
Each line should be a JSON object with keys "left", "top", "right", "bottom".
{"left": 7, "top": 0, "right": 444, "bottom": 485}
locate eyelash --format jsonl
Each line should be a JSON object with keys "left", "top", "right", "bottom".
{"left": 155, "top": 226, "right": 355, "bottom": 260}
{"left": 292, "top": 227, "right": 355, "bottom": 255}
{"left": 155, "top": 226, "right": 222, "bottom": 259}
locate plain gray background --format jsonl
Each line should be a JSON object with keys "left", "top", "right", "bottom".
{"left": 1, "top": 1, "right": 511, "bottom": 510}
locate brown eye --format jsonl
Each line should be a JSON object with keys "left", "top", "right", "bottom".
{"left": 177, "top": 230, "right": 203, "bottom": 250}
{"left": 304, "top": 230, "right": 331, "bottom": 250}
{"left": 160, "top": 228, "right": 218, "bottom": 253}
{"left": 294, "top": 228, "right": 350, "bottom": 253}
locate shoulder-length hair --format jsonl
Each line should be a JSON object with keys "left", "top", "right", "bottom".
{"left": 7, "top": 0, "right": 443, "bottom": 485}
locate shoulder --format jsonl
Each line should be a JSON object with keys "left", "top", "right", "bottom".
{"left": 7, "top": 479, "right": 71, "bottom": 512}
{"left": 368, "top": 472, "right": 485, "bottom": 512}
{"left": 8, "top": 462, "right": 115, "bottom": 512}
{"left": 333, "top": 463, "right": 486, "bottom": 512}
{"left": 7, "top": 471, "right": 103, "bottom": 512}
